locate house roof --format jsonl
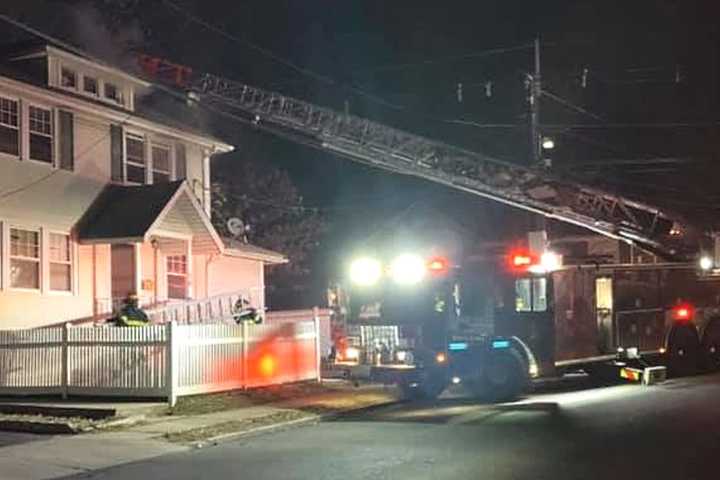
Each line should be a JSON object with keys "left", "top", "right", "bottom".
{"left": 223, "top": 237, "right": 288, "bottom": 264}
{"left": 77, "top": 181, "right": 223, "bottom": 254}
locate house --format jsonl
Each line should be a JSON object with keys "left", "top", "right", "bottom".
{"left": 0, "top": 42, "right": 286, "bottom": 329}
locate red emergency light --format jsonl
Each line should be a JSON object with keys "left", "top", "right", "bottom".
{"left": 671, "top": 303, "right": 694, "bottom": 322}
{"left": 427, "top": 256, "right": 450, "bottom": 276}
{"left": 507, "top": 250, "right": 538, "bottom": 271}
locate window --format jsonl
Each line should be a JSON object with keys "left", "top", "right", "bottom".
{"left": 29, "top": 106, "right": 53, "bottom": 163}
{"left": 60, "top": 68, "right": 77, "bottom": 90}
{"left": 83, "top": 76, "right": 98, "bottom": 96}
{"left": 105, "top": 82, "right": 123, "bottom": 104}
{"left": 515, "top": 277, "right": 547, "bottom": 312}
{"left": 125, "top": 133, "right": 146, "bottom": 183}
{"left": 0, "top": 97, "right": 19, "bottom": 156}
{"left": 10, "top": 228, "right": 40, "bottom": 289}
{"left": 167, "top": 255, "right": 187, "bottom": 299}
{"left": 152, "top": 144, "right": 171, "bottom": 183}
{"left": 49, "top": 233, "right": 71, "bottom": 292}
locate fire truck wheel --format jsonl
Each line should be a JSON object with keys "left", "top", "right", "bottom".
{"left": 665, "top": 323, "right": 701, "bottom": 377}
{"left": 479, "top": 349, "right": 529, "bottom": 403}
{"left": 701, "top": 316, "right": 720, "bottom": 372}
{"left": 399, "top": 371, "right": 447, "bottom": 401}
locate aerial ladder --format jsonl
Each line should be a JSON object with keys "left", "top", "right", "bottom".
{"left": 137, "top": 54, "right": 689, "bottom": 260}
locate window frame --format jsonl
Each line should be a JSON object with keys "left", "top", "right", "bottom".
{"left": 124, "top": 131, "right": 147, "bottom": 184}
{"left": 514, "top": 276, "right": 548, "bottom": 313}
{"left": 103, "top": 81, "right": 124, "bottom": 106}
{"left": 151, "top": 141, "right": 172, "bottom": 184}
{"left": 0, "top": 94, "right": 20, "bottom": 158}
{"left": 82, "top": 75, "right": 99, "bottom": 97}
{"left": 166, "top": 254, "right": 188, "bottom": 299}
{"left": 9, "top": 226, "right": 41, "bottom": 291}
{"left": 48, "top": 231, "right": 73, "bottom": 294}
{"left": 27, "top": 103, "right": 54, "bottom": 165}
{"left": 60, "top": 66, "right": 78, "bottom": 91}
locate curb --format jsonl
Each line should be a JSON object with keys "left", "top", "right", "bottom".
{"left": 197, "top": 398, "right": 403, "bottom": 447}
{"left": 0, "top": 420, "right": 78, "bottom": 435}
{"left": 0, "top": 414, "right": 148, "bottom": 435}
{"left": 0, "top": 404, "right": 116, "bottom": 420}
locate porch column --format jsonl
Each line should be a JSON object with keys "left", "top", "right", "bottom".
{"left": 134, "top": 243, "right": 142, "bottom": 299}
{"left": 202, "top": 151, "right": 211, "bottom": 218}
{"left": 186, "top": 238, "right": 193, "bottom": 299}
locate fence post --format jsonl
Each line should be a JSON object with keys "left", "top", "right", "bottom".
{"left": 313, "top": 307, "right": 322, "bottom": 384}
{"left": 242, "top": 320, "right": 248, "bottom": 389}
{"left": 61, "top": 323, "right": 69, "bottom": 399}
{"left": 166, "top": 321, "right": 179, "bottom": 407}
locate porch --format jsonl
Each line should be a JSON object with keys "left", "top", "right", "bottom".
{"left": 76, "top": 181, "right": 274, "bottom": 320}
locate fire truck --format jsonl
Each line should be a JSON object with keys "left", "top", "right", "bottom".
{"left": 330, "top": 236, "right": 720, "bottom": 401}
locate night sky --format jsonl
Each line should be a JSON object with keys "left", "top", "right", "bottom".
{"left": 5, "top": 0, "right": 720, "bottom": 303}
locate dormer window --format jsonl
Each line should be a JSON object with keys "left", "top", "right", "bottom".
{"left": 60, "top": 67, "right": 77, "bottom": 90}
{"left": 104, "top": 82, "right": 123, "bottom": 105}
{"left": 83, "top": 76, "right": 98, "bottom": 96}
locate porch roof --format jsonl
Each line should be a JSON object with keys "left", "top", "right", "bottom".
{"left": 77, "top": 181, "right": 223, "bottom": 254}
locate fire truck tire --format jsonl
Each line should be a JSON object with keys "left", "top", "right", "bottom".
{"left": 665, "top": 323, "right": 701, "bottom": 377}
{"left": 399, "top": 370, "right": 447, "bottom": 401}
{"left": 700, "top": 316, "right": 720, "bottom": 371}
{"left": 475, "top": 349, "right": 529, "bottom": 402}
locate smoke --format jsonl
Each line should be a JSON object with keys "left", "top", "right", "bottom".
{"left": 67, "top": 3, "right": 144, "bottom": 72}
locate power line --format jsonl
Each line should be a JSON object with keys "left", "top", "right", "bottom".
{"left": 544, "top": 121, "right": 720, "bottom": 129}
{"left": 540, "top": 89, "right": 603, "bottom": 121}
{"left": 351, "top": 43, "right": 534, "bottom": 75}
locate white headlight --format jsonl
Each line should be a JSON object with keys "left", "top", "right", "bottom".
{"left": 344, "top": 347, "right": 360, "bottom": 361}
{"left": 349, "top": 257, "right": 382, "bottom": 286}
{"left": 390, "top": 254, "right": 426, "bottom": 285}
{"left": 700, "top": 256, "right": 713, "bottom": 271}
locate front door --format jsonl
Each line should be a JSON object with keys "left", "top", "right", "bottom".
{"left": 595, "top": 277, "right": 614, "bottom": 353}
{"left": 111, "top": 244, "right": 136, "bottom": 301}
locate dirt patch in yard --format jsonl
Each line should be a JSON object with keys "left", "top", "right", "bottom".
{"left": 163, "top": 409, "right": 314, "bottom": 443}
{"left": 168, "top": 381, "right": 343, "bottom": 416}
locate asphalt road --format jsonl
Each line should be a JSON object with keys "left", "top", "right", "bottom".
{"left": 62, "top": 373, "right": 720, "bottom": 480}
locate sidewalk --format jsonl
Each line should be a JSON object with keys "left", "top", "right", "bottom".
{"left": 0, "top": 381, "right": 400, "bottom": 480}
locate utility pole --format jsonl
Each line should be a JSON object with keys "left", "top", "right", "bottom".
{"left": 528, "top": 38, "right": 547, "bottom": 234}
{"left": 528, "top": 37, "right": 541, "bottom": 167}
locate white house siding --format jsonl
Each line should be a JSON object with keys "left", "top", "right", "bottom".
{"left": 0, "top": 244, "right": 95, "bottom": 329}
{"left": 208, "top": 255, "right": 265, "bottom": 311}
{"left": 0, "top": 160, "right": 106, "bottom": 230}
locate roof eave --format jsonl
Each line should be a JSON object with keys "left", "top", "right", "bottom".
{"left": 223, "top": 248, "right": 288, "bottom": 264}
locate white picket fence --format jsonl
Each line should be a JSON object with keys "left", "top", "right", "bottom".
{"left": 0, "top": 319, "right": 321, "bottom": 406}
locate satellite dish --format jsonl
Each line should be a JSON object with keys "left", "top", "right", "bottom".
{"left": 226, "top": 217, "right": 245, "bottom": 237}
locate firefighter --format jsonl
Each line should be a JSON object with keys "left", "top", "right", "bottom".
{"left": 115, "top": 293, "right": 150, "bottom": 327}
{"left": 233, "top": 297, "right": 263, "bottom": 324}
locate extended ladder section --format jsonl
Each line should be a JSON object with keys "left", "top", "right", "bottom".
{"left": 139, "top": 56, "right": 682, "bottom": 257}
